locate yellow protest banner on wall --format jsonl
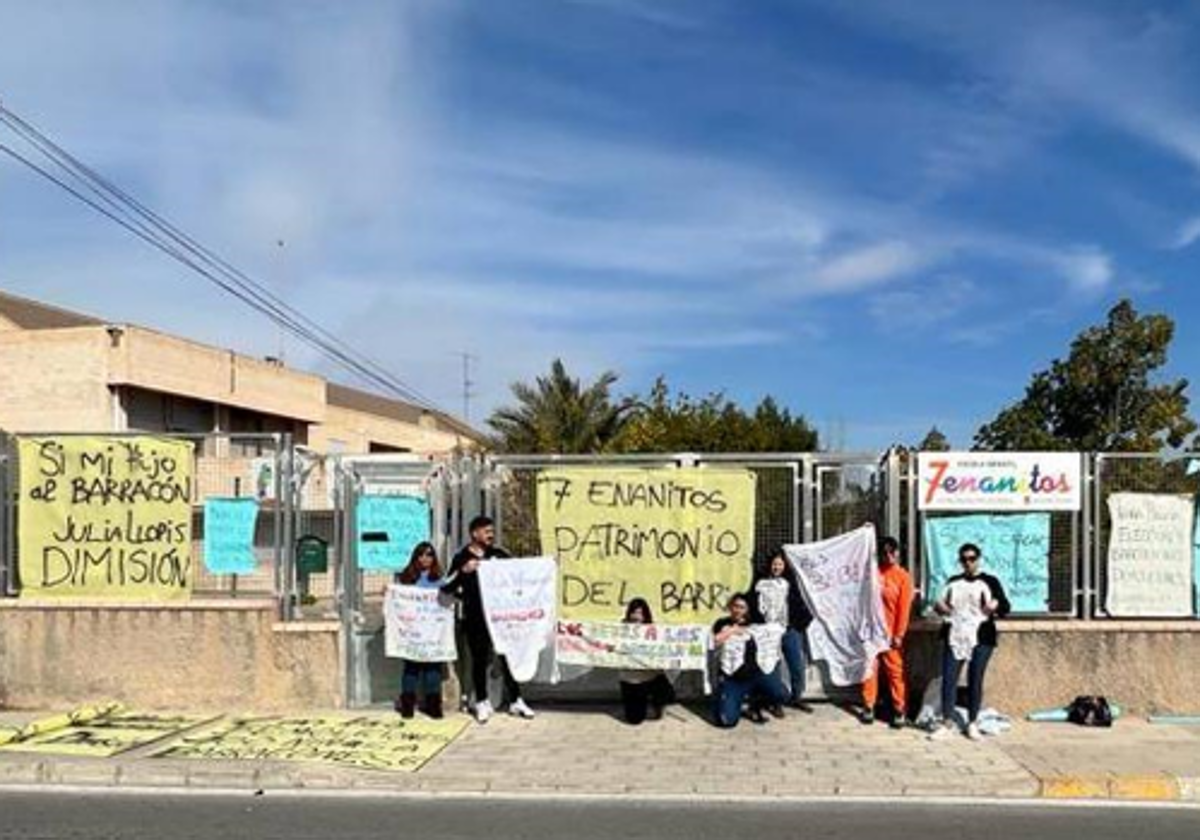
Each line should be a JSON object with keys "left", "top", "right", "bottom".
{"left": 537, "top": 467, "right": 756, "bottom": 624}
{"left": 17, "top": 436, "right": 195, "bottom": 600}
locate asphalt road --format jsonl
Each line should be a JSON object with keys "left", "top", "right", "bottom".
{"left": 0, "top": 791, "right": 1198, "bottom": 840}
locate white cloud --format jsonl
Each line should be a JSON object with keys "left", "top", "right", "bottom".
{"left": 807, "top": 240, "right": 934, "bottom": 294}
{"left": 1170, "top": 215, "right": 1200, "bottom": 250}
{"left": 1050, "top": 247, "right": 1114, "bottom": 294}
{"left": 868, "top": 275, "right": 978, "bottom": 328}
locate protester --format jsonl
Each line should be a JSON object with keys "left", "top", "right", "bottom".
{"left": 712, "top": 593, "right": 789, "bottom": 727}
{"left": 392, "top": 541, "right": 446, "bottom": 719}
{"left": 753, "top": 550, "right": 815, "bottom": 714}
{"left": 442, "top": 515, "right": 535, "bottom": 723}
{"left": 617, "top": 598, "right": 676, "bottom": 725}
{"left": 929, "top": 542, "right": 1011, "bottom": 741}
{"left": 860, "top": 536, "right": 914, "bottom": 728}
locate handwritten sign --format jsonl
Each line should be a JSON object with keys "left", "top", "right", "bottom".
{"left": 154, "top": 715, "right": 470, "bottom": 773}
{"left": 384, "top": 585, "right": 457, "bottom": 662}
{"left": 0, "top": 708, "right": 212, "bottom": 758}
{"left": 918, "top": 452, "right": 1082, "bottom": 511}
{"left": 478, "top": 556, "right": 557, "bottom": 682}
{"left": 556, "top": 620, "right": 709, "bottom": 672}
{"left": 355, "top": 494, "right": 431, "bottom": 571}
{"left": 784, "top": 526, "right": 888, "bottom": 686}
{"left": 202, "top": 498, "right": 259, "bottom": 575}
{"left": 17, "top": 436, "right": 194, "bottom": 600}
{"left": 1106, "top": 493, "right": 1195, "bottom": 617}
{"left": 923, "top": 513, "right": 1051, "bottom": 613}
{"left": 537, "top": 467, "right": 755, "bottom": 624}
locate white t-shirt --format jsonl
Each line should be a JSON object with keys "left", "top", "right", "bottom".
{"left": 944, "top": 577, "right": 993, "bottom": 661}
{"left": 755, "top": 578, "right": 790, "bottom": 626}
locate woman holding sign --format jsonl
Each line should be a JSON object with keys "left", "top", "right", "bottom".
{"left": 712, "top": 593, "right": 789, "bottom": 727}
{"left": 393, "top": 542, "right": 446, "bottom": 719}
{"left": 754, "top": 550, "right": 815, "bottom": 714}
{"left": 929, "top": 543, "right": 1011, "bottom": 742}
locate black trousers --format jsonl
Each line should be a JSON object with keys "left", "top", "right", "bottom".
{"left": 464, "top": 616, "right": 521, "bottom": 704}
{"left": 619, "top": 675, "right": 675, "bottom": 725}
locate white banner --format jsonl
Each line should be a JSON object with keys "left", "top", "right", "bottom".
{"left": 784, "top": 525, "right": 889, "bottom": 686}
{"left": 1105, "top": 493, "right": 1195, "bottom": 617}
{"left": 918, "top": 452, "right": 1082, "bottom": 511}
{"left": 384, "top": 585, "right": 457, "bottom": 662}
{"left": 478, "top": 556, "right": 558, "bottom": 683}
{"left": 556, "top": 620, "right": 709, "bottom": 672}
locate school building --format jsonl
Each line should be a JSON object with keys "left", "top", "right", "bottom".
{"left": 0, "top": 288, "right": 480, "bottom": 455}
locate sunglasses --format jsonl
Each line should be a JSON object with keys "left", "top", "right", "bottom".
{"left": 959, "top": 555, "right": 980, "bottom": 563}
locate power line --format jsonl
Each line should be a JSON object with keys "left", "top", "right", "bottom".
{"left": 0, "top": 104, "right": 450, "bottom": 416}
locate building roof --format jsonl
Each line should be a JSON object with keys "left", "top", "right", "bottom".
{"left": 0, "top": 289, "right": 105, "bottom": 330}
{"left": 326, "top": 382, "right": 481, "bottom": 440}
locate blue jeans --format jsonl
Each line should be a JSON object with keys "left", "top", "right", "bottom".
{"left": 941, "top": 644, "right": 994, "bottom": 724}
{"left": 401, "top": 661, "right": 443, "bottom": 698}
{"left": 777, "top": 627, "right": 808, "bottom": 701}
{"left": 714, "top": 670, "right": 789, "bottom": 728}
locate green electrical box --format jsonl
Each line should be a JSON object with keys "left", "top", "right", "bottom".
{"left": 296, "top": 535, "right": 329, "bottom": 576}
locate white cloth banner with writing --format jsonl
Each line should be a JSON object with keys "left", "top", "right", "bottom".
{"left": 478, "top": 556, "right": 558, "bottom": 682}
{"left": 384, "top": 585, "right": 457, "bottom": 662}
{"left": 784, "top": 525, "right": 889, "bottom": 686}
{"left": 1106, "top": 493, "right": 1195, "bottom": 617}
{"left": 556, "top": 620, "right": 709, "bottom": 672}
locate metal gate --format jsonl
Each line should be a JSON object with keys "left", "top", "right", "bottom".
{"left": 337, "top": 455, "right": 474, "bottom": 708}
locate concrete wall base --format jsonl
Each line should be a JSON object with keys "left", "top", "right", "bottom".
{"left": 0, "top": 600, "right": 341, "bottom": 712}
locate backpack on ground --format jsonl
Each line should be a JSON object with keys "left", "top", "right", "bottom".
{"left": 1066, "top": 695, "right": 1114, "bottom": 727}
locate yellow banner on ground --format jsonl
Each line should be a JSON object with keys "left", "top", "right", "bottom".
{"left": 537, "top": 467, "right": 756, "bottom": 624}
{"left": 0, "top": 706, "right": 211, "bottom": 758}
{"left": 154, "top": 715, "right": 471, "bottom": 773}
{"left": 17, "top": 436, "right": 195, "bottom": 600}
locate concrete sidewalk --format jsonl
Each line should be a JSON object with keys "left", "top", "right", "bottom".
{"left": 0, "top": 704, "right": 1198, "bottom": 802}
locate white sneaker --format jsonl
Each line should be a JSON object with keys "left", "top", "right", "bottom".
{"left": 474, "top": 699, "right": 493, "bottom": 724}
{"left": 509, "top": 698, "right": 535, "bottom": 719}
{"left": 966, "top": 722, "right": 983, "bottom": 741}
{"left": 928, "top": 723, "right": 956, "bottom": 742}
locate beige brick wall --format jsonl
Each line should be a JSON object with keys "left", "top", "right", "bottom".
{"left": 0, "top": 602, "right": 342, "bottom": 712}
{"left": 109, "top": 327, "right": 326, "bottom": 423}
{"left": 0, "top": 328, "right": 114, "bottom": 432}
{"left": 311, "top": 404, "right": 466, "bottom": 455}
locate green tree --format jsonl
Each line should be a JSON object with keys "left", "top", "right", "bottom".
{"left": 487, "top": 359, "right": 634, "bottom": 453}
{"left": 918, "top": 426, "right": 951, "bottom": 451}
{"left": 975, "top": 300, "right": 1197, "bottom": 451}
{"left": 615, "top": 378, "right": 818, "bottom": 453}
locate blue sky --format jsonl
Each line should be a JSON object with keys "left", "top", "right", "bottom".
{"left": 1, "top": 0, "right": 1198, "bottom": 449}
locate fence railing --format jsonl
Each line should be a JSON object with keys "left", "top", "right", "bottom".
{"left": 2, "top": 437, "right": 1197, "bottom": 624}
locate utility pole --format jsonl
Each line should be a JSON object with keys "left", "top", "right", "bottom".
{"left": 458, "top": 351, "right": 478, "bottom": 422}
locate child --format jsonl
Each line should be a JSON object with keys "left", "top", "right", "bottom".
{"left": 394, "top": 541, "right": 446, "bottom": 719}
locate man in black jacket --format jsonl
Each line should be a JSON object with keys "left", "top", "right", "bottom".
{"left": 442, "top": 515, "right": 534, "bottom": 723}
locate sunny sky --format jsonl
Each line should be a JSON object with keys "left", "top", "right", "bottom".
{"left": 1, "top": 0, "right": 1198, "bottom": 449}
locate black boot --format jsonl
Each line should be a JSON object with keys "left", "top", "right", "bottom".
{"left": 424, "top": 694, "right": 444, "bottom": 719}
{"left": 396, "top": 692, "right": 416, "bottom": 719}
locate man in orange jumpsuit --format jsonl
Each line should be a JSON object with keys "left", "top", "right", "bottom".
{"left": 860, "top": 536, "right": 914, "bottom": 728}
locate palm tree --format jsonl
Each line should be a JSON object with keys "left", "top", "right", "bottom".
{"left": 487, "top": 359, "right": 635, "bottom": 453}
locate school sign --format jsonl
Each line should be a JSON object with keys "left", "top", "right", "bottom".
{"left": 918, "top": 452, "right": 1082, "bottom": 512}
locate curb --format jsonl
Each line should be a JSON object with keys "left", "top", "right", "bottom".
{"left": 1039, "top": 774, "right": 1199, "bottom": 802}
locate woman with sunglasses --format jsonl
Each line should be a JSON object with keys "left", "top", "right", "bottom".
{"left": 393, "top": 541, "right": 447, "bottom": 719}
{"left": 929, "top": 542, "right": 1011, "bottom": 741}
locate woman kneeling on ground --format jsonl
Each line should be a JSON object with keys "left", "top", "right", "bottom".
{"left": 618, "top": 598, "right": 676, "bottom": 725}
{"left": 712, "top": 593, "right": 788, "bottom": 727}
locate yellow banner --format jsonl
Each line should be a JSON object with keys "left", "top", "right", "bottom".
{"left": 17, "top": 436, "right": 195, "bottom": 600}
{"left": 537, "top": 467, "right": 756, "bottom": 623}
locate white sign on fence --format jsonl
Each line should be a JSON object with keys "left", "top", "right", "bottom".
{"left": 1105, "top": 493, "right": 1195, "bottom": 618}
{"left": 384, "top": 585, "right": 457, "bottom": 662}
{"left": 784, "top": 525, "right": 889, "bottom": 686}
{"left": 918, "top": 452, "right": 1082, "bottom": 511}
{"left": 478, "top": 557, "right": 558, "bottom": 682}
{"left": 556, "top": 620, "right": 710, "bottom": 672}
